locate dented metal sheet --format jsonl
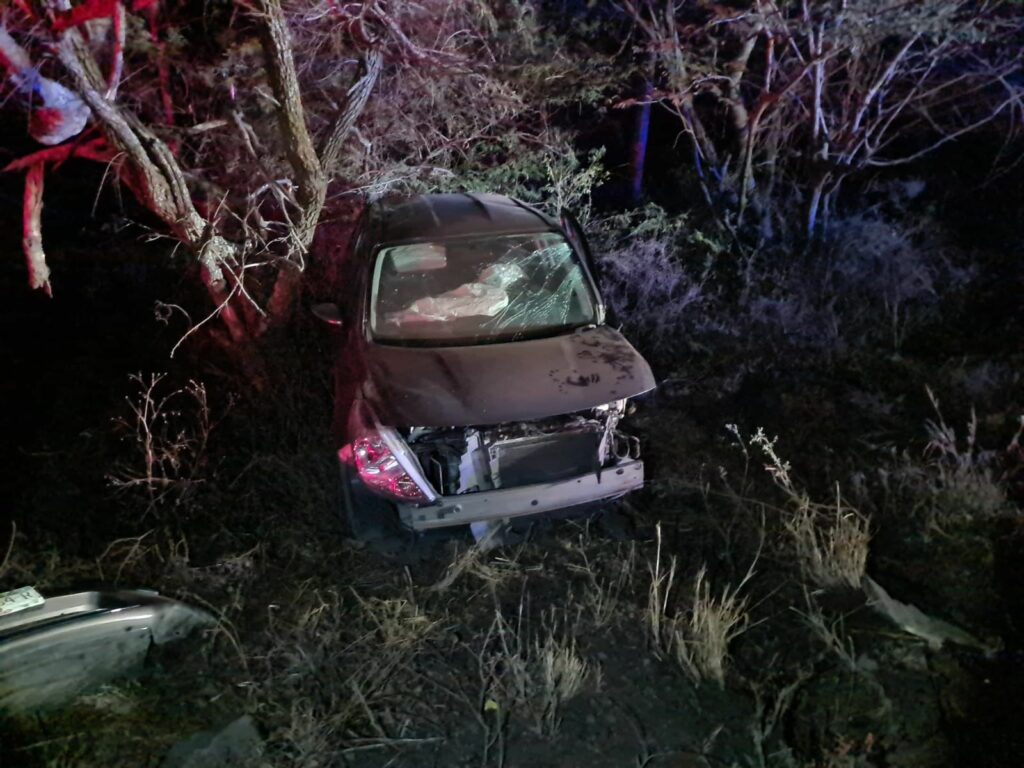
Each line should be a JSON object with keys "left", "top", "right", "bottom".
{"left": 399, "top": 458, "right": 644, "bottom": 530}
{"left": 365, "top": 325, "right": 656, "bottom": 427}
{"left": 0, "top": 590, "right": 213, "bottom": 713}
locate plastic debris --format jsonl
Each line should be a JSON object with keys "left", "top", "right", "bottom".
{"left": 863, "top": 575, "right": 998, "bottom": 655}
{"left": 0, "top": 27, "right": 91, "bottom": 145}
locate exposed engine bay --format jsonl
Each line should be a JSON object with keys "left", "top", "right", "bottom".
{"left": 403, "top": 400, "right": 640, "bottom": 497}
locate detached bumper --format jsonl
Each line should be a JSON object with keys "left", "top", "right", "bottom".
{"left": 398, "top": 459, "right": 644, "bottom": 531}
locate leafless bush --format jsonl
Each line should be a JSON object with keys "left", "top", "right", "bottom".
{"left": 592, "top": 206, "right": 727, "bottom": 351}
{"left": 621, "top": 0, "right": 1022, "bottom": 238}
{"left": 821, "top": 214, "right": 974, "bottom": 350}
{"left": 749, "top": 429, "right": 870, "bottom": 589}
{"left": 594, "top": 202, "right": 975, "bottom": 357}
{"left": 107, "top": 373, "right": 216, "bottom": 516}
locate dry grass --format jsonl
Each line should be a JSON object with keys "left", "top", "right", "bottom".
{"left": 784, "top": 489, "right": 871, "bottom": 589}
{"left": 354, "top": 595, "right": 440, "bottom": 651}
{"left": 795, "top": 591, "right": 859, "bottom": 671}
{"left": 254, "top": 584, "right": 443, "bottom": 759}
{"left": 751, "top": 429, "right": 871, "bottom": 589}
{"left": 646, "top": 524, "right": 753, "bottom": 686}
{"left": 672, "top": 565, "right": 752, "bottom": 686}
{"left": 919, "top": 387, "right": 1015, "bottom": 527}
{"left": 569, "top": 538, "right": 637, "bottom": 628}
{"left": 479, "top": 601, "right": 596, "bottom": 738}
{"left": 427, "top": 538, "right": 521, "bottom": 594}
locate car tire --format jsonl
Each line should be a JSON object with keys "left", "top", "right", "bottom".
{"left": 339, "top": 462, "right": 404, "bottom": 543}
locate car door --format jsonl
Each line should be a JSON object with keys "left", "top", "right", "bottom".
{"left": 331, "top": 223, "right": 372, "bottom": 443}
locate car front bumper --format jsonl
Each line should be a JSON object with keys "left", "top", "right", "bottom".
{"left": 397, "top": 459, "right": 644, "bottom": 531}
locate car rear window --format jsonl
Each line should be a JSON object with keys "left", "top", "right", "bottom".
{"left": 369, "top": 232, "right": 598, "bottom": 345}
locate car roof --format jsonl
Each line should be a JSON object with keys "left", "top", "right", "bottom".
{"left": 368, "top": 193, "right": 559, "bottom": 244}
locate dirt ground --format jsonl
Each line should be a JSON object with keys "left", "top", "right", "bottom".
{"left": 2, "top": 227, "right": 1024, "bottom": 768}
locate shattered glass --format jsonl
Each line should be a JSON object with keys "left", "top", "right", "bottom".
{"left": 371, "top": 233, "right": 597, "bottom": 344}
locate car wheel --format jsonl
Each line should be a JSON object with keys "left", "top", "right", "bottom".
{"left": 339, "top": 462, "right": 404, "bottom": 543}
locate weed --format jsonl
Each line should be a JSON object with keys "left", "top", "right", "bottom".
{"left": 479, "top": 599, "right": 595, "bottom": 738}
{"left": 921, "top": 387, "right": 1012, "bottom": 526}
{"left": 106, "top": 373, "right": 216, "bottom": 518}
{"left": 646, "top": 524, "right": 753, "bottom": 686}
{"left": 873, "top": 389, "right": 1017, "bottom": 537}
{"left": 751, "top": 429, "right": 870, "bottom": 589}
{"left": 569, "top": 538, "right": 636, "bottom": 628}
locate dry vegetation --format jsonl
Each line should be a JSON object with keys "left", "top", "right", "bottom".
{"left": 2, "top": 331, "right": 1022, "bottom": 766}
{"left": 1, "top": 1, "right": 1022, "bottom": 766}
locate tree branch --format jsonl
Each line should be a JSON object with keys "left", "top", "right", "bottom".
{"left": 254, "top": 0, "right": 324, "bottom": 244}
{"left": 319, "top": 51, "right": 384, "bottom": 176}
{"left": 22, "top": 163, "right": 51, "bottom": 296}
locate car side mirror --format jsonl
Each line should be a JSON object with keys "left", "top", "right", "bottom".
{"left": 311, "top": 302, "right": 343, "bottom": 327}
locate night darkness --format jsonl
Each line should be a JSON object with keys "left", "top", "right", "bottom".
{"left": 1, "top": 2, "right": 1023, "bottom": 766}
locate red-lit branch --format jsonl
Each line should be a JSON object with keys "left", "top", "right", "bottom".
{"left": 22, "top": 164, "right": 51, "bottom": 297}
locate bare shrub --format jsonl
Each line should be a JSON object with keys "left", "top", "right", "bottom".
{"left": 736, "top": 212, "right": 974, "bottom": 353}
{"left": 822, "top": 214, "right": 973, "bottom": 350}
{"left": 750, "top": 429, "right": 870, "bottom": 589}
{"left": 592, "top": 206, "right": 727, "bottom": 351}
{"left": 593, "top": 203, "right": 974, "bottom": 357}
{"left": 646, "top": 524, "right": 753, "bottom": 686}
{"left": 107, "top": 373, "right": 218, "bottom": 516}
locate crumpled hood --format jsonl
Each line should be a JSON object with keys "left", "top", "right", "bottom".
{"left": 364, "top": 326, "right": 656, "bottom": 427}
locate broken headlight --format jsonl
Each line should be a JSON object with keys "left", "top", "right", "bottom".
{"left": 353, "top": 432, "right": 432, "bottom": 503}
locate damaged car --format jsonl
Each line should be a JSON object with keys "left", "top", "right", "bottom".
{"left": 314, "top": 193, "right": 655, "bottom": 540}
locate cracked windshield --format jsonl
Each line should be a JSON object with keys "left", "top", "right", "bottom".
{"left": 370, "top": 233, "right": 597, "bottom": 344}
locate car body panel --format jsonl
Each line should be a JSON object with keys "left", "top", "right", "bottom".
{"left": 0, "top": 590, "right": 212, "bottom": 712}
{"left": 397, "top": 458, "right": 644, "bottom": 530}
{"left": 364, "top": 325, "right": 656, "bottom": 427}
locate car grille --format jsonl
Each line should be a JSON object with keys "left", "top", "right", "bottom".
{"left": 489, "top": 429, "right": 601, "bottom": 488}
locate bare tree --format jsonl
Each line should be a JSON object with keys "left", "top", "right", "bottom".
{"left": 1, "top": 1, "right": 610, "bottom": 376}
{"left": 0, "top": 1, "right": 388, "bottom": 375}
{"left": 619, "top": 0, "right": 1023, "bottom": 240}
{"left": 4, "top": 1, "right": 553, "bottom": 379}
